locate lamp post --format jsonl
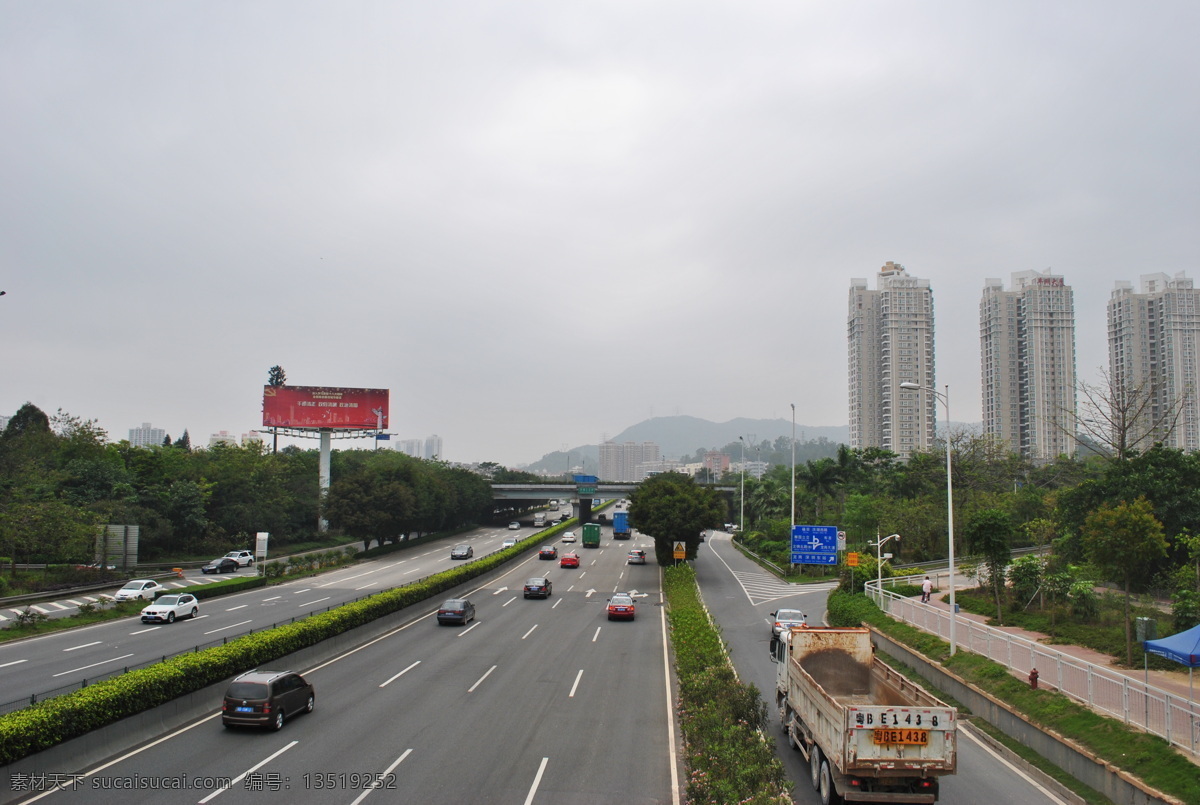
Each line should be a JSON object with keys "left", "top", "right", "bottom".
{"left": 738, "top": 436, "right": 745, "bottom": 536}
{"left": 790, "top": 404, "right": 796, "bottom": 550}
{"left": 900, "top": 381, "right": 957, "bottom": 655}
{"left": 872, "top": 533, "right": 901, "bottom": 602}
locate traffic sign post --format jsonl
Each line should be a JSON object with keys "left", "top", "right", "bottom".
{"left": 673, "top": 541, "right": 687, "bottom": 560}
{"left": 791, "top": 524, "right": 838, "bottom": 565}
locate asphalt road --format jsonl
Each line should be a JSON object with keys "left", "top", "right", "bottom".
{"left": 694, "top": 532, "right": 1071, "bottom": 805}
{"left": 0, "top": 522, "right": 546, "bottom": 712}
{"left": 6, "top": 524, "right": 678, "bottom": 805}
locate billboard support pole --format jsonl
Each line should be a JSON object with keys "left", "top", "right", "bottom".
{"left": 318, "top": 429, "right": 332, "bottom": 532}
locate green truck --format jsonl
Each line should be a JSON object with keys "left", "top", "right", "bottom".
{"left": 582, "top": 523, "right": 601, "bottom": 548}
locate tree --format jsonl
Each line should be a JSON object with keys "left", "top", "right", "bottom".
{"left": 267, "top": 366, "right": 287, "bottom": 387}
{"left": 1081, "top": 497, "right": 1168, "bottom": 666}
{"left": 173, "top": 430, "right": 191, "bottom": 451}
{"left": 628, "top": 473, "right": 724, "bottom": 564}
{"left": 796, "top": 458, "right": 839, "bottom": 519}
{"left": 963, "top": 508, "right": 1014, "bottom": 622}
{"left": 1075, "top": 366, "right": 1188, "bottom": 460}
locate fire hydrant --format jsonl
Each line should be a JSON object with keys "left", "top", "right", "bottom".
{"left": 1028, "top": 668, "right": 1039, "bottom": 690}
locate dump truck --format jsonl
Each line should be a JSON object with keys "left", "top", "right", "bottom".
{"left": 612, "top": 511, "right": 631, "bottom": 539}
{"left": 772, "top": 626, "right": 956, "bottom": 804}
{"left": 581, "top": 523, "right": 601, "bottom": 548}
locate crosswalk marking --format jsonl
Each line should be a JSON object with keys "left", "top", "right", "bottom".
{"left": 729, "top": 570, "right": 837, "bottom": 605}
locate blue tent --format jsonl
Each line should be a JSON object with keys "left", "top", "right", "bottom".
{"left": 1145, "top": 624, "right": 1200, "bottom": 667}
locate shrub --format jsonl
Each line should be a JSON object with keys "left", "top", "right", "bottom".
{"left": 1172, "top": 590, "right": 1200, "bottom": 631}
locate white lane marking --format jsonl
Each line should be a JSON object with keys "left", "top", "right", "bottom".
{"left": 65, "top": 599, "right": 85, "bottom": 606}
{"left": 959, "top": 723, "right": 1069, "bottom": 804}
{"left": 129, "top": 627, "right": 161, "bottom": 635}
{"left": 568, "top": 669, "right": 584, "bottom": 697}
{"left": 503, "top": 596, "right": 517, "bottom": 607}
{"left": 356, "top": 582, "right": 378, "bottom": 590}
{"left": 457, "top": 622, "right": 481, "bottom": 637}
{"left": 579, "top": 571, "right": 587, "bottom": 579}
{"left": 380, "top": 661, "right": 421, "bottom": 688}
{"left": 522, "top": 624, "right": 538, "bottom": 640}
{"left": 297, "top": 597, "right": 331, "bottom": 607}
{"left": 0, "top": 659, "right": 28, "bottom": 668}
{"left": 53, "top": 653, "right": 135, "bottom": 677}
{"left": 523, "top": 757, "right": 550, "bottom": 805}
{"left": 552, "top": 598, "right": 563, "bottom": 609}
{"left": 226, "top": 605, "right": 248, "bottom": 611}
{"left": 203, "top": 619, "right": 252, "bottom": 635}
{"left": 198, "top": 740, "right": 299, "bottom": 803}
{"left": 348, "top": 748, "right": 414, "bottom": 805}
{"left": 262, "top": 596, "right": 282, "bottom": 601}
{"left": 659, "top": 579, "right": 680, "bottom": 805}
{"left": 63, "top": 641, "right": 102, "bottom": 652}
{"left": 47, "top": 602, "right": 69, "bottom": 611}
{"left": 468, "top": 664, "right": 497, "bottom": 693}
{"left": 592, "top": 627, "right": 601, "bottom": 643}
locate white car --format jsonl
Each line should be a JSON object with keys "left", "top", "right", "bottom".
{"left": 508, "top": 522, "right": 521, "bottom": 530}
{"left": 140, "top": 593, "right": 200, "bottom": 624}
{"left": 114, "top": 579, "right": 166, "bottom": 601}
{"left": 561, "top": 531, "right": 577, "bottom": 543}
{"left": 224, "top": 550, "right": 255, "bottom": 567}
{"left": 502, "top": 537, "right": 518, "bottom": 549}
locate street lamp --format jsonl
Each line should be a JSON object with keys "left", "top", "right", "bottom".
{"left": 871, "top": 533, "right": 901, "bottom": 598}
{"left": 790, "top": 404, "right": 796, "bottom": 549}
{"left": 899, "top": 381, "right": 957, "bottom": 655}
{"left": 738, "top": 436, "right": 745, "bottom": 536}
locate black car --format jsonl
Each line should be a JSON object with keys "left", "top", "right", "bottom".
{"left": 450, "top": 544, "right": 474, "bottom": 560}
{"left": 523, "top": 577, "right": 552, "bottom": 599}
{"left": 221, "top": 670, "right": 314, "bottom": 731}
{"left": 436, "top": 598, "right": 476, "bottom": 625}
{"left": 201, "top": 557, "right": 240, "bottom": 574}
{"left": 538, "top": 546, "right": 558, "bottom": 560}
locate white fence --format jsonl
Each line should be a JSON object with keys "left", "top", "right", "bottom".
{"left": 867, "top": 581, "right": 1200, "bottom": 757}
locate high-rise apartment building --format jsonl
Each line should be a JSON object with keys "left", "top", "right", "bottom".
{"left": 396, "top": 438, "right": 423, "bottom": 458}
{"left": 424, "top": 434, "right": 443, "bottom": 460}
{"left": 848, "top": 263, "right": 936, "bottom": 460}
{"left": 128, "top": 422, "right": 166, "bottom": 448}
{"left": 980, "top": 270, "right": 1077, "bottom": 461}
{"left": 599, "top": 441, "right": 661, "bottom": 481}
{"left": 1108, "top": 272, "right": 1200, "bottom": 452}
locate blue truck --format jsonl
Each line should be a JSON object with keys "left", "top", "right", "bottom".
{"left": 612, "top": 511, "right": 631, "bottom": 539}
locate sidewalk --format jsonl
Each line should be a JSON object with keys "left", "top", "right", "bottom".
{"left": 916, "top": 589, "right": 1197, "bottom": 702}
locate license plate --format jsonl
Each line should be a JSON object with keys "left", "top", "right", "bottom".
{"left": 235, "top": 706, "right": 254, "bottom": 713}
{"left": 873, "top": 729, "right": 928, "bottom": 745}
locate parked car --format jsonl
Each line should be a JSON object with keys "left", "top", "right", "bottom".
{"left": 140, "top": 593, "right": 199, "bottom": 623}
{"left": 607, "top": 593, "right": 636, "bottom": 621}
{"left": 201, "top": 557, "right": 240, "bottom": 574}
{"left": 770, "top": 608, "right": 807, "bottom": 637}
{"left": 559, "top": 552, "right": 580, "bottom": 568}
{"left": 508, "top": 521, "right": 521, "bottom": 530}
{"left": 114, "top": 579, "right": 166, "bottom": 601}
{"left": 561, "top": 531, "right": 577, "bottom": 543}
{"left": 221, "top": 670, "right": 314, "bottom": 730}
{"left": 436, "top": 598, "right": 476, "bottom": 625}
{"left": 224, "top": 550, "right": 255, "bottom": 567}
{"left": 502, "top": 537, "right": 518, "bottom": 549}
{"left": 450, "top": 544, "right": 474, "bottom": 560}
{"left": 539, "top": 546, "right": 558, "bottom": 560}
{"left": 523, "top": 577, "right": 552, "bottom": 599}
{"left": 627, "top": 550, "right": 647, "bottom": 565}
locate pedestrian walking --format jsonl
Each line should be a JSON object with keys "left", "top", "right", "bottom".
{"left": 921, "top": 575, "right": 932, "bottom": 603}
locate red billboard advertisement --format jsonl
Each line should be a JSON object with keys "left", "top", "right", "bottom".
{"left": 262, "top": 386, "right": 389, "bottom": 430}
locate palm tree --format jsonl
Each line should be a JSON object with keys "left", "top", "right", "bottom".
{"left": 797, "top": 458, "right": 840, "bottom": 519}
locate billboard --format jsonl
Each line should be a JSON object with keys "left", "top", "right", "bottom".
{"left": 262, "top": 386, "right": 389, "bottom": 430}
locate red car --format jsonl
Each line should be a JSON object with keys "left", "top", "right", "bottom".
{"left": 607, "top": 593, "right": 635, "bottom": 621}
{"left": 560, "top": 551, "right": 580, "bottom": 568}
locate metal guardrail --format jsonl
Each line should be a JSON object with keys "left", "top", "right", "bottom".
{"left": 865, "top": 579, "right": 1200, "bottom": 757}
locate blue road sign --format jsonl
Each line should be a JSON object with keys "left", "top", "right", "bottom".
{"left": 791, "top": 525, "right": 838, "bottom": 565}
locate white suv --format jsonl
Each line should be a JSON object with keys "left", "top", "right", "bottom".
{"left": 224, "top": 550, "right": 255, "bottom": 567}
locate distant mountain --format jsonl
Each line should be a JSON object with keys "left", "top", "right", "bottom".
{"left": 519, "top": 415, "right": 849, "bottom": 473}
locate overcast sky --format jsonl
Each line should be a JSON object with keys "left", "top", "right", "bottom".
{"left": 2, "top": 2, "right": 1197, "bottom": 466}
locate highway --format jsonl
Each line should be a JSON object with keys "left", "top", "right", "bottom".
{"left": 0, "top": 522, "right": 546, "bottom": 711}
{"left": 7, "top": 523, "right": 677, "bottom": 805}
{"left": 694, "top": 532, "right": 1071, "bottom": 805}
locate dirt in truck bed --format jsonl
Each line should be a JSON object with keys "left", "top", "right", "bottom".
{"left": 800, "top": 649, "right": 871, "bottom": 696}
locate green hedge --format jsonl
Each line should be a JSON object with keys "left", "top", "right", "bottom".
{"left": 663, "top": 566, "right": 788, "bottom": 805}
{"left": 0, "top": 544, "right": 527, "bottom": 765}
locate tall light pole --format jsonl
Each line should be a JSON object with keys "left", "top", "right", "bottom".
{"left": 738, "top": 435, "right": 745, "bottom": 536}
{"left": 900, "top": 381, "right": 957, "bottom": 655}
{"left": 790, "top": 404, "right": 796, "bottom": 556}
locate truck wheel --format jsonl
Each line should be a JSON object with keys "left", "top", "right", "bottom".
{"left": 818, "top": 758, "right": 841, "bottom": 805}
{"left": 809, "top": 744, "right": 821, "bottom": 790}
